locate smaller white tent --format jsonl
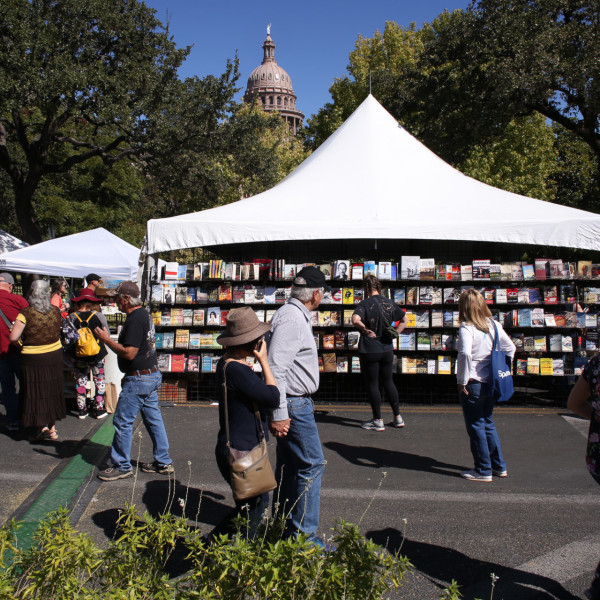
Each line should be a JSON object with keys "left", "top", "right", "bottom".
{"left": 0, "top": 228, "right": 141, "bottom": 280}
{"left": 0, "top": 229, "right": 28, "bottom": 254}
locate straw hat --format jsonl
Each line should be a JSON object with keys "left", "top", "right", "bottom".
{"left": 216, "top": 306, "right": 271, "bottom": 347}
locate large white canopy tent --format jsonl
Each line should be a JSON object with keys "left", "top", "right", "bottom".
{"left": 0, "top": 227, "right": 141, "bottom": 280}
{"left": 147, "top": 94, "right": 600, "bottom": 255}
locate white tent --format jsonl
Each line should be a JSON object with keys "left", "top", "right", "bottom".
{"left": 147, "top": 94, "right": 600, "bottom": 254}
{"left": 0, "top": 227, "right": 141, "bottom": 280}
{"left": 0, "top": 229, "right": 28, "bottom": 254}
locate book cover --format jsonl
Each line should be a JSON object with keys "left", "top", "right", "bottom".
{"left": 431, "top": 287, "right": 443, "bottom": 304}
{"left": 351, "top": 263, "right": 364, "bottom": 280}
{"left": 507, "top": 288, "right": 519, "bottom": 304}
{"left": 401, "top": 256, "right": 420, "bottom": 280}
{"left": 489, "top": 264, "right": 502, "bottom": 279}
{"left": 263, "top": 286, "right": 276, "bottom": 304}
{"left": 329, "top": 311, "right": 341, "bottom": 326}
{"left": 578, "top": 260, "right": 592, "bottom": 278}
{"left": 255, "top": 286, "right": 265, "bottom": 303}
{"left": 549, "top": 334, "right": 562, "bottom": 351}
{"left": 518, "top": 288, "right": 530, "bottom": 304}
{"left": 574, "top": 356, "right": 589, "bottom": 376}
{"left": 531, "top": 308, "right": 545, "bottom": 327}
{"left": 336, "top": 356, "right": 349, "bottom": 373}
{"left": 399, "top": 332, "right": 415, "bottom": 350}
{"left": 151, "top": 285, "right": 162, "bottom": 303}
{"left": 586, "top": 313, "right": 598, "bottom": 327}
{"left": 592, "top": 264, "right": 600, "bottom": 279}
{"left": 500, "top": 264, "right": 513, "bottom": 280}
{"left": 157, "top": 353, "right": 171, "bottom": 372}
{"left": 274, "top": 288, "right": 287, "bottom": 304}
{"left": 347, "top": 331, "right": 360, "bottom": 350}
{"left": 363, "top": 260, "right": 377, "bottom": 276}
{"left": 402, "top": 357, "right": 417, "bottom": 374}
{"left": 528, "top": 288, "right": 541, "bottom": 304}
{"left": 318, "top": 311, "right": 331, "bottom": 326}
{"left": 201, "top": 354, "right": 213, "bottom": 372}
{"left": 377, "top": 261, "right": 392, "bottom": 280}
{"left": 155, "top": 332, "right": 164, "bottom": 350}
{"left": 564, "top": 312, "right": 576, "bottom": 327}
{"left": 334, "top": 330, "right": 347, "bottom": 349}
{"left": 170, "top": 353, "right": 186, "bottom": 373}
{"left": 333, "top": 260, "right": 350, "bottom": 281}
{"left": 441, "top": 333, "right": 454, "bottom": 351}
{"left": 343, "top": 310, "right": 354, "bottom": 326}
{"left": 322, "top": 333, "right": 334, "bottom": 349}
{"left": 516, "top": 359, "right": 527, "bottom": 376}
{"left": 559, "top": 284, "right": 578, "bottom": 303}
{"left": 417, "top": 331, "right": 431, "bottom": 351}
{"left": 522, "top": 264, "right": 535, "bottom": 280}
{"left": 162, "top": 283, "right": 176, "bottom": 304}
{"left": 322, "top": 352, "right": 337, "bottom": 373}
{"left": 206, "top": 307, "right": 221, "bottom": 327}
{"left": 330, "top": 287, "right": 343, "bottom": 304}
{"left": 207, "top": 287, "right": 219, "bottom": 302}
{"left": 170, "top": 308, "right": 183, "bottom": 326}
{"left": 435, "top": 265, "right": 447, "bottom": 280}
{"left": 472, "top": 259, "right": 491, "bottom": 279}
{"left": 428, "top": 359, "right": 437, "bottom": 374}
{"left": 510, "top": 333, "right": 524, "bottom": 351}
{"left": 163, "top": 261, "right": 179, "bottom": 280}
{"left": 174, "top": 329, "right": 189, "bottom": 349}
{"left": 483, "top": 288, "right": 495, "bottom": 304}
{"left": 341, "top": 288, "right": 354, "bottom": 304}
{"left": 534, "top": 335, "right": 547, "bottom": 351}
{"left": 391, "top": 263, "right": 398, "bottom": 280}
{"left": 549, "top": 259, "right": 563, "bottom": 278}
{"left": 419, "top": 258, "right": 435, "bottom": 280}
{"left": 187, "top": 355, "right": 200, "bottom": 373}
{"left": 283, "top": 264, "right": 297, "bottom": 280}
{"left": 552, "top": 358, "right": 565, "bottom": 375}
{"left": 160, "top": 309, "right": 170, "bottom": 326}
{"left": 539, "top": 357, "right": 553, "bottom": 375}
{"left": 431, "top": 310, "right": 444, "bottom": 327}
{"left": 416, "top": 310, "right": 430, "bottom": 328}
{"left": 562, "top": 335, "right": 573, "bottom": 352}
{"left": 220, "top": 310, "right": 230, "bottom": 326}
{"left": 192, "top": 309, "right": 205, "bottom": 326}
{"left": 431, "top": 332, "right": 442, "bottom": 350}
{"left": 244, "top": 285, "right": 257, "bottom": 304}
{"left": 162, "top": 332, "right": 174, "bottom": 350}
{"left": 518, "top": 308, "right": 531, "bottom": 327}
{"left": 266, "top": 309, "right": 276, "bottom": 323}
{"left": 534, "top": 259, "right": 549, "bottom": 280}
{"left": 182, "top": 309, "right": 193, "bottom": 326}
{"left": 495, "top": 289, "right": 507, "bottom": 304}
{"left": 351, "top": 356, "right": 361, "bottom": 373}
{"left": 419, "top": 286, "right": 433, "bottom": 305}
{"left": 151, "top": 309, "right": 162, "bottom": 326}
{"left": 218, "top": 284, "right": 232, "bottom": 302}
{"left": 437, "top": 355, "right": 452, "bottom": 375}
{"left": 173, "top": 286, "right": 186, "bottom": 304}
{"left": 460, "top": 265, "right": 473, "bottom": 281}
{"left": 543, "top": 285, "right": 558, "bottom": 304}
{"left": 393, "top": 288, "right": 405, "bottom": 304}
{"left": 544, "top": 313, "right": 557, "bottom": 327}
{"left": 526, "top": 357, "right": 540, "bottom": 375}
{"left": 189, "top": 332, "right": 201, "bottom": 350}
{"left": 406, "top": 287, "right": 418, "bottom": 305}
{"left": 177, "top": 264, "right": 188, "bottom": 281}
{"left": 195, "top": 287, "right": 208, "bottom": 304}
{"left": 510, "top": 262, "right": 523, "bottom": 281}
{"left": 586, "top": 331, "right": 598, "bottom": 350}
{"left": 353, "top": 288, "right": 364, "bottom": 303}
{"left": 522, "top": 335, "right": 535, "bottom": 352}
{"left": 193, "top": 263, "right": 203, "bottom": 281}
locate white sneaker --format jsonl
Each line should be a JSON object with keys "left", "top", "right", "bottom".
{"left": 461, "top": 469, "right": 492, "bottom": 482}
{"left": 492, "top": 469, "right": 507, "bottom": 477}
{"left": 361, "top": 419, "right": 385, "bottom": 431}
{"left": 393, "top": 415, "right": 405, "bottom": 428}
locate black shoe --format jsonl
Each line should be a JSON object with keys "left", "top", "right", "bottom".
{"left": 97, "top": 467, "right": 133, "bottom": 481}
{"left": 140, "top": 461, "right": 174, "bottom": 475}
{"left": 78, "top": 409, "right": 89, "bottom": 420}
{"left": 93, "top": 409, "right": 108, "bottom": 420}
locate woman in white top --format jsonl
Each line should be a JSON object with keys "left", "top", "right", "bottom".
{"left": 456, "top": 289, "right": 516, "bottom": 482}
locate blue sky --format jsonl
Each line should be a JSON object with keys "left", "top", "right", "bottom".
{"left": 145, "top": 1, "right": 472, "bottom": 121}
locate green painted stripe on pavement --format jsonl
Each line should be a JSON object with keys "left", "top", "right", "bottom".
{"left": 15, "top": 417, "right": 115, "bottom": 552}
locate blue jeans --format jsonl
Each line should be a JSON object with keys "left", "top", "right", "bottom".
{"left": 0, "top": 353, "right": 21, "bottom": 424}
{"left": 459, "top": 380, "right": 506, "bottom": 476}
{"left": 111, "top": 371, "right": 171, "bottom": 471}
{"left": 274, "top": 396, "right": 325, "bottom": 538}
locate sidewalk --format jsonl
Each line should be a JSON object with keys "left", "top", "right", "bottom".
{"left": 1, "top": 403, "right": 598, "bottom": 599}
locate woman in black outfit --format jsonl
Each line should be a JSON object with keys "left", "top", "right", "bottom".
{"left": 213, "top": 307, "right": 280, "bottom": 537}
{"left": 352, "top": 274, "right": 408, "bottom": 431}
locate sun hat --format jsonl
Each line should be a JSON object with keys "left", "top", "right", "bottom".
{"left": 216, "top": 306, "right": 271, "bottom": 347}
{"left": 71, "top": 288, "right": 102, "bottom": 303}
{"left": 293, "top": 266, "right": 331, "bottom": 292}
{"left": 106, "top": 281, "right": 140, "bottom": 298}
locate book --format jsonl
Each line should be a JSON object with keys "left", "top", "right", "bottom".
{"left": 170, "top": 308, "right": 184, "bottom": 326}
{"left": 539, "top": 357, "right": 553, "bottom": 375}
{"left": 495, "top": 289, "right": 507, "bottom": 304}
{"left": 185, "top": 355, "right": 199, "bottom": 373}
{"left": 322, "top": 333, "right": 335, "bottom": 349}
{"left": 393, "top": 288, "right": 405, "bottom": 304}
{"left": 460, "top": 265, "right": 473, "bottom": 281}
{"left": 342, "top": 287, "right": 354, "bottom": 304}
{"left": 218, "top": 284, "right": 232, "bottom": 302}
{"left": 544, "top": 313, "right": 557, "bottom": 327}
{"left": 431, "top": 310, "right": 444, "bottom": 327}
{"left": 162, "top": 283, "right": 176, "bottom": 304}
{"left": 192, "top": 309, "right": 205, "bottom": 326}
{"left": 543, "top": 285, "right": 558, "bottom": 304}
{"left": 419, "top": 258, "right": 435, "bottom": 280}
{"left": 472, "top": 259, "right": 491, "bottom": 279}
{"left": 334, "top": 330, "right": 347, "bottom": 349}
{"left": 155, "top": 332, "right": 164, "bottom": 350}
{"left": 182, "top": 309, "right": 193, "bottom": 326}
{"left": 562, "top": 335, "right": 573, "bottom": 352}
{"left": 163, "top": 262, "right": 179, "bottom": 280}
{"left": 518, "top": 308, "right": 531, "bottom": 327}
{"left": 430, "top": 332, "right": 442, "bottom": 350}
{"left": 552, "top": 358, "right": 565, "bottom": 375}
{"left": 516, "top": 359, "right": 527, "bottom": 375}
{"left": 549, "top": 334, "right": 562, "bottom": 351}
{"left": 206, "top": 307, "right": 221, "bottom": 326}
{"left": 528, "top": 288, "right": 541, "bottom": 304}
{"left": 526, "top": 357, "right": 540, "bottom": 375}
{"left": 322, "top": 353, "right": 337, "bottom": 373}
{"left": 157, "top": 353, "right": 171, "bottom": 372}
{"left": 437, "top": 355, "right": 452, "bottom": 375}
{"left": 549, "top": 259, "right": 563, "bottom": 279}
{"left": 189, "top": 332, "right": 201, "bottom": 350}
{"left": 330, "top": 287, "right": 343, "bottom": 304}
{"left": 415, "top": 310, "right": 430, "bottom": 328}
{"left": 347, "top": 331, "right": 360, "bottom": 350}
{"left": 534, "top": 259, "right": 549, "bottom": 280}
{"left": 333, "top": 260, "right": 350, "bottom": 281}
{"left": 578, "top": 260, "right": 592, "bottom": 278}
{"left": 534, "top": 335, "right": 547, "bottom": 351}
{"left": 377, "top": 261, "right": 392, "bottom": 280}
{"left": 417, "top": 331, "right": 431, "bottom": 351}
{"left": 174, "top": 329, "right": 189, "bottom": 349}
{"left": 151, "top": 285, "right": 162, "bottom": 303}
{"left": 441, "top": 334, "right": 455, "bottom": 351}
{"left": 400, "top": 256, "right": 420, "bottom": 280}
{"left": 406, "top": 287, "right": 418, "bottom": 305}
{"left": 419, "top": 286, "right": 433, "bottom": 305}
{"left": 351, "top": 263, "right": 364, "bottom": 280}
{"left": 336, "top": 356, "right": 349, "bottom": 373}
{"left": 531, "top": 308, "right": 545, "bottom": 327}
{"left": 171, "top": 354, "right": 186, "bottom": 373}
{"left": 399, "top": 332, "right": 415, "bottom": 350}
{"left": 500, "top": 264, "right": 513, "bottom": 280}
{"left": 489, "top": 264, "right": 502, "bottom": 279}
{"left": 351, "top": 356, "right": 361, "bottom": 373}
{"left": 522, "top": 264, "right": 535, "bottom": 280}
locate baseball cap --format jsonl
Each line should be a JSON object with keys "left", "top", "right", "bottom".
{"left": 106, "top": 281, "right": 140, "bottom": 298}
{"left": 0, "top": 273, "right": 15, "bottom": 285}
{"left": 85, "top": 273, "right": 101, "bottom": 283}
{"left": 293, "top": 266, "right": 331, "bottom": 292}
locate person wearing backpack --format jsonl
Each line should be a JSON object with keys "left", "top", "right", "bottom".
{"left": 68, "top": 288, "right": 108, "bottom": 419}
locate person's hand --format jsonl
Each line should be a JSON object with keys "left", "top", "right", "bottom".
{"left": 364, "top": 328, "right": 376, "bottom": 338}
{"left": 458, "top": 385, "right": 468, "bottom": 396}
{"left": 94, "top": 326, "right": 110, "bottom": 343}
{"left": 253, "top": 338, "right": 267, "bottom": 362}
{"left": 269, "top": 419, "right": 291, "bottom": 438}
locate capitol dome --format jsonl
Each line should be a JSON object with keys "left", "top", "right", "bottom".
{"left": 243, "top": 29, "right": 304, "bottom": 135}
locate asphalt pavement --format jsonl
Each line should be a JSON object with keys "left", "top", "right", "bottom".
{"left": 1, "top": 402, "right": 599, "bottom": 600}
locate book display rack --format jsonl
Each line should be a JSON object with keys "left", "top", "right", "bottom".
{"left": 149, "top": 256, "right": 599, "bottom": 404}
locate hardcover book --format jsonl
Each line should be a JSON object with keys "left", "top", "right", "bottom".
{"left": 399, "top": 332, "right": 415, "bottom": 350}
{"left": 522, "top": 264, "right": 535, "bottom": 280}
{"left": 351, "top": 263, "right": 364, "bottom": 280}
{"left": 192, "top": 309, "right": 205, "bottom": 326}
{"left": 526, "top": 357, "right": 540, "bottom": 375}
{"left": 400, "top": 256, "right": 420, "bottom": 280}
{"left": 353, "top": 288, "right": 364, "bottom": 303}
{"left": 170, "top": 354, "right": 186, "bottom": 373}
{"left": 334, "top": 330, "right": 347, "bottom": 349}
{"left": 322, "top": 352, "right": 337, "bottom": 373}
{"left": 187, "top": 355, "right": 200, "bottom": 372}
{"left": 162, "top": 283, "right": 176, "bottom": 304}
{"left": 552, "top": 358, "right": 565, "bottom": 375}
{"left": 431, "top": 310, "right": 444, "bottom": 328}
{"left": 460, "top": 265, "right": 473, "bottom": 281}
{"left": 549, "top": 334, "right": 562, "bottom": 351}
{"left": 218, "top": 285, "right": 232, "bottom": 302}
{"left": 377, "top": 261, "right": 392, "bottom": 280}
{"left": 531, "top": 308, "right": 545, "bottom": 327}
{"left": 495, "top": 289, "right": 507, "bottom": 304}
{"left": 330, "top": 287, "right": 343, "bottom": 304}
{"left": 157, "top": 353, "right": 171, "bottom": 372}
{"left": 539, "top": 357, "right": 553, "bottom": 375}
{"left": 333, "top": 260, "right": 350, "bottom": 281}
{"left": 347, "top": 331, "right": 360, "bottom": 350}
{"left": 342, "top": 287, "right": 354, "bottom": 304}
{"left": 182, "top": 309, "right": 193, "bottom": 326}
{"left": 170, "top": 308, "right": 184, "bottom": 326}
{"left": 534, "top": 335, "right": 547, "bottom": 352}
{"left": 406, "top": 287, "right": 418, "bottom": 305}
{"left": 174, "top": 286, "right": 187, "bottom": 304}
{"left": 431, "top": 332, "right": 442, "bottom": 350}
{"left": 160, "top": 309, "right": 171, "bottom": 326}
{"left": 528, "top": 288, "right": 541, "bottom": 304}
{"left": 489, "top": 264, "right": 502, "bottom": 279}
{"left": 472, "top": 259, "right": 491, "bottom": 279}
{"left": 417, "top": 331, "right": 431, "bottom": 351}
{"left": 549, "top": 259, "right": 563, "bottom": 278}
{"left": 534, "top": 259, "right": 549, "bottom": 280}
{"left": 322, "top": 333, "right": 335, "bottom": 349}
{"left": 263, "top": 286, "right": 277, "bottom": 304}
{"left": 189, "top": 333, "right": 202, "bottom": 350}
{"left": 206, "top": 307, "right": 221, "bottom": 327}
{"left": 419, "top": 258, "right": 435, "bottom": 280}
{"left": 544, "top": 286, "right": 558, "bottom": 304}
{"left": 336, "top": 356, "right": 349, "bottom": 373}
{"left": 562, "top": 335, "right": 573, "bottom": 352}
{"left": 393, "top": 288, "right": 405, "bottom": 304}
{"left": 363, "top": 260, "right": 376, "bottom": 276}
{"left": 544, "top": 313, "right": 557, "bottom": 327}
{"left": 578, "top": 260, "right": 592, "bottom": 279}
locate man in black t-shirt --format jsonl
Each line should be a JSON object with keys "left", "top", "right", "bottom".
{"left": 94, "top": 281, "right": 173, "bottom": 481}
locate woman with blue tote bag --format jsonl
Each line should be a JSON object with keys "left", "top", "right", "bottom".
{"left": 456, "top": 289, "right": 516, "bottom": 482}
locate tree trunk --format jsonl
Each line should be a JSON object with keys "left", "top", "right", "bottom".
{"left": 13, "top": 177, "right": 44, "bottom": 244}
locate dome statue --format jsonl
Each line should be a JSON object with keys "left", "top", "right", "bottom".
{"left": 243, "top": 28, "right": 304, "bottom": 135}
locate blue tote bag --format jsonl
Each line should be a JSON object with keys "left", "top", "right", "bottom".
{"left": 490, "top": 320, "right": 514, "bottom": 403}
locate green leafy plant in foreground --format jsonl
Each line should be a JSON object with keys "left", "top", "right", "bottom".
{"left": 0, "top": 505, "right": 411, "bottom": 599}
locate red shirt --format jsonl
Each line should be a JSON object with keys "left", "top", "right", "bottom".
{"left": 0, "top": 289, "right": 28, "bottom": 355}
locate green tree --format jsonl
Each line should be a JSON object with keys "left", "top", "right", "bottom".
{"left": 424, "top": 0, "right": 600, "bottom": 168}
{"left": 0, "top": 0, "right": 189, "bottom": 243}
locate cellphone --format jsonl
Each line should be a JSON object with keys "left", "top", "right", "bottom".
{"left": 254, "top": 338, "right": 264, "bottom": 351}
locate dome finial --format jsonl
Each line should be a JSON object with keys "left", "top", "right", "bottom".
{"left": 267, "top": 23, "right": 271, "bottom": 36}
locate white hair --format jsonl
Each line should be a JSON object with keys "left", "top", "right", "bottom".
{"left": 291, "top": 285, "right": 323, "bottom": 303}
{"left": 28, "top": 280, "right": 52, "bottom": 313}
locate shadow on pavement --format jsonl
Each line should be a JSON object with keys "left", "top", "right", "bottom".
{"left": 314, "top": 409, "right": 365, "bottom": 428}
{"left": 368, "top": 527, "right": 579, "bottom": 600}
{"left": 324, "top": 441, "right": 465, "bottom": 476}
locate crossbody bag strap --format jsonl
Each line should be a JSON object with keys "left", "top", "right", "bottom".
{"left": 222, "top": 359, "right": 266, "bottom": 449}
{"left": 0, "top": 306, "right": 13, "bottom": 330}
{"left": 491, "top": 319, "right": 500, "bottom": 351}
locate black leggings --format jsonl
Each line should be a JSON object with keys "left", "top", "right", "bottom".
{"left": 360, "top": 351, "right": 400, "bottom": 420}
